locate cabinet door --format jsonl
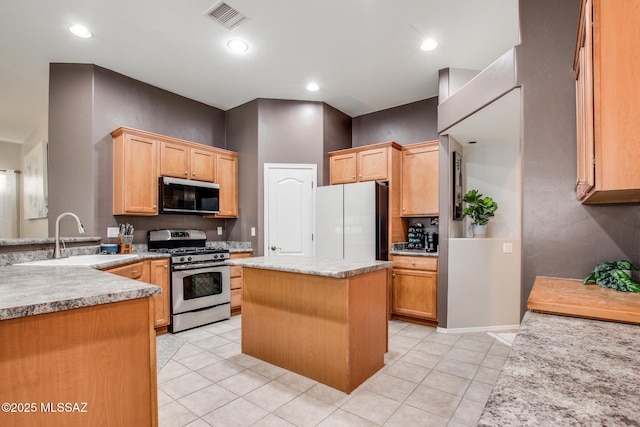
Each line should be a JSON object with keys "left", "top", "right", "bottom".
{"left": 114, "top": 134, "right": 158, "bottom": 215}
{"left": 160, "top": 141, "right": 190, "bottom": 179}
{"left": 215, "top": 153, "right": 238, "bottom": 217}
{"left": 330, "top": 153, "right": 358, "bottom": 184}
{"left": 190, "top": 147, "right": 216, "bottom": 182}
{"left": 358, "top": 147, "right": 388, "bottom": 182}
{"left": 392, "top": 268, "right": 437, "bottom": 321}
{"left": 149, "top": 259, "right": 170, "bottom": 328}
{"left": 401, "top": 142, "right": 439, "bottom": 216}
{"left": 575, "top": 0, "right": 595, "bottom": 200}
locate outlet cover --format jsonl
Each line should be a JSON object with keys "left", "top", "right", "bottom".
{"left": 107, "top": 227, "right": 119, "bottom": 238}
{"left": 217, "top": 226, "right": 223, "bottom": 235}
{"left": 251, "top": 227, "right": 256, "bottom": 237}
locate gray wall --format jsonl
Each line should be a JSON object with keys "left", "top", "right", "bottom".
{"left": 226, "top": 99, "right": 352, "bottom": 255}
{"left": 226, "top": 100, "right": 259, "bottom": 249}
{"left": 322, "top": 104, "right": 352, "bottom": 186}
{"left": 49, "top": 64, "right": 228, "bottom": 242}
{"left": 519, "top": 0, "right": 640, "bottom": 314}
{"left": 0, "top": 141, "right": 21, "bottom": 169}
{"left": 352, "top": 98, "right": 438, "bottom": 147}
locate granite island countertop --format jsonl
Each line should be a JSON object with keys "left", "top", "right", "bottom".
{"left": 0, "top": 265, "right": 161, "bottom": 321}
{"left": 478, "top": 311, "right": 640, "bottom": 426}
{"left": 229, "top": 256, "right": 393, "bottom": 279}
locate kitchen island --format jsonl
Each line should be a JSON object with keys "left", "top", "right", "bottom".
{"left": 229, "top": 256, "right": 392, "bottom": 393}
{"left": 0, "top": 265, "right": 161, "bottom": 427}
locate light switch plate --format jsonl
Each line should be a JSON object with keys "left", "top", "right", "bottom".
{"left": 107, "top": 227, "right": 119, "bottom": 238}
{"left": 251, "top": 227, "right": 256, "bottom": 237}
{"left": 503, "top": 242, "right": 513, "bottom": 253}
{"left": 217, "top": 227, "right": 223, "bottom": 235}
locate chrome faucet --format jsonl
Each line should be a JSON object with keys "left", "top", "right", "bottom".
{"left": 54, "top": 212, "right": 86, "bottom": 259}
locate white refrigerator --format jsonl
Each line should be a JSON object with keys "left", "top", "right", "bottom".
{"left": 315, "top": 181, "right": 388, "bottom": 261}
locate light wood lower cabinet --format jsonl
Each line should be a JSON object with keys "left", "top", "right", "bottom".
{"left": 103, "top": 258, "right": 170, "bottom": 330}
{"left": 0, "top": 297, "right": 158, "bottom": 427}
{"left": 230, "top": 252, "right": 252, "bottom": 315}
{"left": 391, "top": 255, "right": 438, "bottom": 325}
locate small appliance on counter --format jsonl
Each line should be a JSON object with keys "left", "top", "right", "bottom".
{"left": 425, "top": 231, "right": 438, "bottom": 253}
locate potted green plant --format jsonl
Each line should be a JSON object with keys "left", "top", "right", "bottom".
{"left": 462, "top": 189, "right": 498, "bottom": 238}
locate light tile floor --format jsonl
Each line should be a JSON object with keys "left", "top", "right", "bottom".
{"left": 158, "top": 316, "right": 510, "bottom": 427}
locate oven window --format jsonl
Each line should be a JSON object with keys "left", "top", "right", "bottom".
{"left": 182, "top": 271, "right": 223, "bottom": 300}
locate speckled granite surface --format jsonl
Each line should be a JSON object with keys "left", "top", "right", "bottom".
{"left": 229, "top": 256, "right": 392, "bottom": 278}
{"left": 0, "top": 265, "right": 161, "bottom": 320}
{"left": 479, "top": 311, "right": 640, "bottom": 426}
{"left": 0, "top": 237, "right": 101, "bottom": 246}
{"left": 390, "top": 249, "right": 438, "bottom": 257}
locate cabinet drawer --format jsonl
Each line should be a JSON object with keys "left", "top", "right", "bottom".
{"left": 392, "top": 255, "right": 437, "bottom": 271}
{"left": 104, "top": 261, "right": 145, "bottom": 279}
{"left": 230, "top": 289, "right": 242, "bottom": 309}
{"left": 230, "top": 276, "right": 242, "bottom": 290}
{"left": 230, "top": 265, "right": 243, "bottom": 278}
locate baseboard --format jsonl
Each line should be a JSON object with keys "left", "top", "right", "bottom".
{"left": 436, "top": 323, "right": 520, "bottom": 334}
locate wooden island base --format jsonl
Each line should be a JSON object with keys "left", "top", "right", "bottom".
{"left": 241, "top": 268, "right": 388, "bottom": 394}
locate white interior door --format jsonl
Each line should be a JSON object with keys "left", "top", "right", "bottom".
{"left": 264, "top": 163, "right": 316, "bottom": 256}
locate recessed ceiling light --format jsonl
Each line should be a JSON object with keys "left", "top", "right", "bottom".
{"left": 69, "top": 24, "right": 92, "bottom": 38}
{"left": 306, "top": 83, "right": 319, "bottom": 92}
{"left": 420, "top": 38, "right": 438, "bottom": 51}
{"left": 227, "top": 39, "right": 249, "bottom": 53}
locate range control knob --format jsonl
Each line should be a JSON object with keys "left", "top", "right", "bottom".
{"left": 213, "top": 254, "right": 219, "bottom": 259}
{"left": 187, "top": 256, "right": 193, "bottom": 262}
{"left": 180, "top": 257, "right": 185, "bottom": 262}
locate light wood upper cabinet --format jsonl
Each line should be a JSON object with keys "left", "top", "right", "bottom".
{"left": 112, "top": 127, "right": 239, "bottom": 217}
{"left": 215, "top": 152, "right": 239, "bottom": 218}
{"left": 329, "top": 152, "right": 358, "bottom": 184}
{"left": 329, "top": 142, "right": 399, "bottom": 185}
{"left": 358, "top": 147, "right": 389, "bottom": 182}
{"left": 113, "top": 130, "right": 159, "bottom": 216}
{"left": 574, "top": 0, "right": 640, "bottom": 203}
{"left": 160, "top": 141, "right": 215, "bottom": 183}
{"left": 401, "top": 141, "right": 439, "bottom": 217}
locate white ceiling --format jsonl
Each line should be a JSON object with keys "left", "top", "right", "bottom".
{"left": 0, "top": 0, "right": 520, "bottom": 144}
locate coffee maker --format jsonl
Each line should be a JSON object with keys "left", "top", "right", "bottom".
{"left": 425, "top": 232, "right": 438, "bottom": 253}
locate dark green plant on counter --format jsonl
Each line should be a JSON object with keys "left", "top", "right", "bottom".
{"left": 583, "top": 260, "right": 640, "bottom": 292}
{"left": 462, "top": 189, "right": 498, "bottom": 225}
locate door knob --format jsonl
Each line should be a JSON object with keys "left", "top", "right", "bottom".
{"left": 270, "top": 246, "right": 281, "bottom": 251}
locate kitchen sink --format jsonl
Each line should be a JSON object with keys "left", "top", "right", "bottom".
{"left": 15, "top": 254, "right": 139, "bottom": 267}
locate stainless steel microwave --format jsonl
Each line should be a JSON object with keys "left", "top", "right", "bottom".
{"left": 159, "top": 176, "right": 220, "bottom": 215}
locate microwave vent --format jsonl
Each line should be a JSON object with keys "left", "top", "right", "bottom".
{"left": 205, "top": 2, "right": 247, "bottom": 30}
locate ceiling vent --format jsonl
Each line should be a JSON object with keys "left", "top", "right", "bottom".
{"left": 205, "top": 2, "right": 247, "bottom": 30}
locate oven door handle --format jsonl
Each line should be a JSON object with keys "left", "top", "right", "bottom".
{"left": 172, "top": 261, "right": 229, "bottom": 271}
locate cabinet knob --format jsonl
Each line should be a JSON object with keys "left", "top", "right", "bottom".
{"left": 402, "top": 208, "right": 405, "bottom": 211}
{"left": 184, "top": 171, "right": 188, "bottom": 175}
{"left": 392, "top": 273, "right": 396, "bottom": 278}
{"left": 153, "top": 204, "right": 157, "bottom": 208}
{"left": 163, "top": 265, "right": 168, "bottom": 269}
{"left": 132, "top": 270, "right": 138, "bottom": 274}
{"left": 411, "top": 261, "right": 415, "bottom": 266}
{"left": 359, "top": 174, "right": 362, "bottom": 178}
{"left": 192, "top": 172, "right": 196, "bottom": 176}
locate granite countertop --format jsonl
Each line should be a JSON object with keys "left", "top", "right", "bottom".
{"left": 229, "top": 256, "right": 393, "bottom": 279}
{"left": 479, "top": 311, "right": 640, "bottom": 426}
{"left": 13, "top": 252, "right": 170, "bottom": 269}
{"left": 390, "top": 249, "right": 438, "bottom": 257}
{"left": 0, "top": 265, "right": 161, "bottom": 321}
{"left": 0, "top": 237, "right": 102, "bottom": 247}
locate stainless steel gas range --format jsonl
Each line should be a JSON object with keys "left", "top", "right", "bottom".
{"left": 148, "top": 229, "right": 230, "bottom": 333}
